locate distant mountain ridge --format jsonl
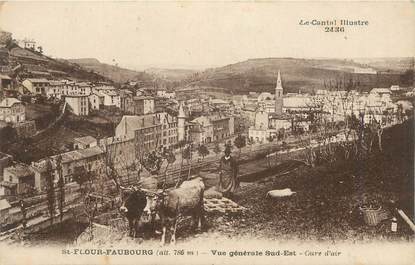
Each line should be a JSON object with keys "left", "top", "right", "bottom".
{"left": 144, "top": 67, "right": 198, "bottom": 81}
{"left": 188, "top": 57, "right": 414, "bottom": 94}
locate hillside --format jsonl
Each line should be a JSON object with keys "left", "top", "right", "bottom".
{"left": 187, "top": 58, "right": 414, "bottom": 94}
{"left": 66, "top": 58, "right": 153, "bottom": 83}
{"left": 353, "top": 57, "right": 414, "bottom": 72}
{"left": 0, "top": 36, "right": 108, "bottom": 82}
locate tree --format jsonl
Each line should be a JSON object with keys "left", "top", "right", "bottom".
{"left": 78, "top": 168, "right": 99, "bottom": 241}
{"left": 277, "top": 128, "right": 286, "bottom": 141}
{"left": 161, "top": 149, "right": 176, "bottom": 190}
{"left": 197, "top": 144, "right": 209, "bottom": 160}
{"left": 56, "top": 155, "right": 65, "bottom": 222}
{"left": 234, "top": 134, "right": 246, "bottom": 156}
{"left": 73, "top": 166, "right": 93, "bottom": 188}
{"left": 45, "top": 159, "right": 55, "bottom": 223}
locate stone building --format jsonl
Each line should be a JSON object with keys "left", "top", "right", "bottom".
{"left": 0, "top": 98, "right": 25, "bottom": 123}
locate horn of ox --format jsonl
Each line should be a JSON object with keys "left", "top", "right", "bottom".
{"left": 140, "top": 188, "right": 163, "bottom": 196}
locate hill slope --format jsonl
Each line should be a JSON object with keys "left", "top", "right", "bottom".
{"left": 0, "top": 42, "right": 108, "bottom": 82}
{"left": 67, "top": 58, "right": 153, "bottom": 83}
{"left": 188, "top": 58, "right": 414, "bottom": 94}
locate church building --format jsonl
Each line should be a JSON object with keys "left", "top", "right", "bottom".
{"left": 248, "top": 71, "right": 291, "bottom": 143}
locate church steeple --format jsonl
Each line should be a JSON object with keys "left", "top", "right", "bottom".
{"left": 275, "top": 70, "right": 283, "bottom": 114}
{"left": 276, "top": 70, "right": 283, "bottom": 90}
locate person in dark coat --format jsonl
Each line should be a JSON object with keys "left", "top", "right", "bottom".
{"left": 218, "top": 146, "right": 239, "bottom": 198}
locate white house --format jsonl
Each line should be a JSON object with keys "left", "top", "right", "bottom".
{"left": 390, "top": 85, "right": 401, "bottom": 91}
{"left": 89, "top": 92, "right": 104, "bottom": 110}
{"left": 0, "top": 98, "right": 25, "bottom": 123}
{"left": 22, "top": 78, "right": 49, "bottom": 95}
{"left": 65, "top": 95, "right": 89, "bottom": 116}
{"left": 101, "top": 90, "right": 121, "bottom": 108}
{"left": 157, "top": 89, "right": 176, "bottom": 99}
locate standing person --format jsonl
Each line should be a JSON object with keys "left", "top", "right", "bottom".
{"left": 218, "top": 145, "right": 239, "bottom": 198}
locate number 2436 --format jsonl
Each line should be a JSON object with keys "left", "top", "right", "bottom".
{"left": 325, "top": 27, "right": 344, "bottom": 32}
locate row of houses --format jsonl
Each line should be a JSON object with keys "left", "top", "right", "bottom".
{"left": 247, "top": 72, "right": 410, "bottom": 143}
{"left": 20, "top": 78, "right": 161, "bottom": 117}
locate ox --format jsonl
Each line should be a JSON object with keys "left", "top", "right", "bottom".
{"left": 119, "top": 186, "right": 148, "bottom": 238}
{"left": 142, "top": 177, "right": 205, "bottom": 245}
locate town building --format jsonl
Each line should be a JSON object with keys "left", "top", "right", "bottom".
{"left": 22, "top": 78, "right": 49, "bottom": 95}
{"left": 89, "top": 92, "right": 104, "bottom": 110}
{"left": 249, "top": 71, "right": 292, "bottom": 142}
{"left": 77, "top": 82, "right": 93, "bottom": 96}
{"left": 116, "top": 114, "right": 162, "bottom": 142}
{"left": 157, "top": 89, "right": 176, "bottom": 99}
{"left": 0, "top": 98, "right": 25, "bottom": 123}
{"left": 0, "top": 74, "right": 12, "bottom": 90}
{"left": 0, "top": 152, "right": 13, "bottom": 180}
{"left": 101, "top": 89, "right": 121, "bottom": 108}
{"left": 390, "top": 85, "right": 401, "bottom": 92}
{"left": 119, "top": 89, "right": 134, "bottom": 114}
{"left": 190, "top": 114, "right": 235, "bottom": 144}
{"left": 132, "top": 96, "right": 155, "bottom": 115}
{"left": 45, "top": 80, "right": 64, "bottom": 99}
{"left": 22, "top": 39, "right": 36, "bottom": 50}
{"left": 209, "top": 98, "right": 231, "bottom": 112}
{"left": 189, "top": 116, "right": 214, "bottom": 144}
{"left": 74, "top": 136, "right": 97, "bottom": 150}
{"left": 31, "top": 146, "right": 105, "bottom": 187}
{"left": 159, "top": 112, "right": 179, "bottom": 149}
{"left": 65, "top": 95, "right": 89, "bottom": 116}
{"left": 0, "top": 163, "right": 35, "bottom": 196}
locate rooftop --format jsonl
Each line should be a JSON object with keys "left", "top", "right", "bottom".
{"left": 0, "top": 199, "right": 12, "bottom": 211}
{"left": 283, "top": 96, "right": 315, "bottom": 108}
{"left": 74, "top": 136, "right": 97, "bottom": 146}
{"left": 4, "top": 163, "right": 33, "bottom": 178}
{"left": 33, "top": 146, "right": 105, "bottom": 171}
{"left": 65, "top": 94, "right": 89, "bottom": 98}
{"left": 0, "top": 74, "right": 11, "bottom": 80}
{"left": 268, "top": 112, "right": 291, "bottom": 120}
{"left": 119, "top": 115, "right": 161, "bottom": 133}
{"left": 102, "top": 90, "right": 118, "bottom": 96}
{"left": 57, "top": 146, "right": 104, "bottom": 164}
{"left": 210, "top": 98, "right": 229, "bottom": 104}
{"left": 24, "top": 78, "right": 49, "bottom": 83}
{"left": 133, "top": 96, "right": 154, "bottom": 101}
{"left": 0, "top": 97, "right": 21, "bottom": 108}
{"left": 371, "top": 88, "right": 392, "bottom": 94}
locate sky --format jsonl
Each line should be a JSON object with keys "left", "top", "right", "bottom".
{"left": 0, "top": 1, "right": 414, "bottom": 70}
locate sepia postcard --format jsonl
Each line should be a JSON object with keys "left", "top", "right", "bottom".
{"left": 0, "top": 1, "right": 414, "bottom": 265}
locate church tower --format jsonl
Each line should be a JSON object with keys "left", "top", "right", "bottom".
{"left": 275, "top": 70, "right": 283, "bottom": 114}
{"left": 177, "top": 102, "right": 186, "bottom": 142}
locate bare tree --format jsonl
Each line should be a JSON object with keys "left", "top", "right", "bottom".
{"left": 45, "top": 159, "right": 55, "bottom": 224}
{"left": 56, "top": 155, "right": 65, "bottom": 222}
